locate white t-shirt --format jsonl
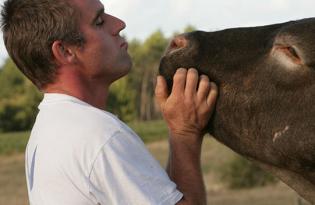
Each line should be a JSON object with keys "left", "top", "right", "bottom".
{"left": 25, "top": 93, "right": 183, "bottom": 205}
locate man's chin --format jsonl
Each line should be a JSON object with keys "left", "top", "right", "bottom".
{"left": 124, "top": 57, "right": 133, "bottom": 72}
{"left": 116, "top": 63, "right": 132, "bottom": 79}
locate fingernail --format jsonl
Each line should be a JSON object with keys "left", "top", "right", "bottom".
{"left": 200, "top": 75, "right": 208, "bottom": 80}
{"left": 157, "top": 76, "right": 162, "bottom": 84}
{"left": 177, "top": 68, "right": 186, "bottom": 72}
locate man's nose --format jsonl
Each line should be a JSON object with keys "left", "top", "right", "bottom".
{"left": 108, "top": 14, "right": 126, "bottom": 35}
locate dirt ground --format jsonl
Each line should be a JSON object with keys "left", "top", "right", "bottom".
{"left": 0, "top": 137, "right": 310, "bottom": 205}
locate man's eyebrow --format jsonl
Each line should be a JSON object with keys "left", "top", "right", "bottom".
{"left": 92, "top": 7, "right": 105, "bottom": 24}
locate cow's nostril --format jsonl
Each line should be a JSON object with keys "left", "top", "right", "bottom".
{"left": 168, "top": 35, "right": 188, "bottom": 52}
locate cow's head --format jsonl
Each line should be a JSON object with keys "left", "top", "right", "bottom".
{"left": 159, "top": 18, "right": 315, "bottom": 203}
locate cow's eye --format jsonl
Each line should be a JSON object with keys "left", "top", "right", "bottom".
{"left": 287, "top": 47, "right": 299, "bottom": 60}
{"left": 277, "top": 45, "right": 302, "bottom": 64}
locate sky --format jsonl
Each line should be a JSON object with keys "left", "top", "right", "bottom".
{"left": 0, "top": 0, "right": 314, "bottom": 65}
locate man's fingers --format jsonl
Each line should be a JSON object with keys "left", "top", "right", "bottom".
{"left": 197, "top": 75, "right": 211, "bottom": 100}
{"left": 172, "top": 68, "right": 187, "bottom": 94}
{"left": 155, "top": 75, "right": 169, "bottom": 108}
{"left": 185, "top": 68, "right": 199, "bottom": 98}
{"left": 207, "top": 82, "right": 218, "bottom": 108}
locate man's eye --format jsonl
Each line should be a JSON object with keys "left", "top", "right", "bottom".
{"left": 96, "top": 17, "right": 104, "bottom": 26}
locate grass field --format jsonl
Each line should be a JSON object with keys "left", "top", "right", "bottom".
{"left": 0, "top": 120, "right": 167, "bottom": 156}
{"left": 0, "top": 131, "right": 30, "bottom": 155}
{"left": 0, "top": 120, "right": 310, "bottom": 205}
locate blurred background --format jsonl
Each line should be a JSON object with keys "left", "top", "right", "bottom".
{"left": 0, "top": 0, "right": 314, "bottom": 204}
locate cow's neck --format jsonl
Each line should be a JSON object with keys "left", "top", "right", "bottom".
{"left": 253, "top": 159, "right": 315, "bottom": 204}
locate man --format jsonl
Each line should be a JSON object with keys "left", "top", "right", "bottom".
{"left": 1, "top": 0, "right": 218, "bottom": 204}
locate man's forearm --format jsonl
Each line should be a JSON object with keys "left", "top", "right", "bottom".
{"left": 167, "top": 132, "right": 206, "bottom": 205}
{"left": 155, "top": 69, "right": 218, "bottom": 205}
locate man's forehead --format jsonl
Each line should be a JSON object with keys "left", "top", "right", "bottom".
{"left": 70, "top": 0, "right": 104, "bottom": 14}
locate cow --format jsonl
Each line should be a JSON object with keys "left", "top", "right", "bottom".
{"left": 158, "top": 18, "right": 315, "bottom": 204}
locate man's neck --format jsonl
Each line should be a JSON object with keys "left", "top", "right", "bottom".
{"left": 43, "top": 71, "right": 110, "bottom": 110}
{"left": 45, "top": 86, "right": 109, "bottom": 110}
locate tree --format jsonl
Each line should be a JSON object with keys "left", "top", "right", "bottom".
{"left": 136, "top": 30, "right": 168, "bottom": 120}
{"left": 183, "top": 25, "right": 196, "bottom": 33}
{"left": 0, "top": 59, "right": 42, "bottom": 132}
{"left": 107, "top": 76, "right": 136, "bottom": 122}
{"left": 171, "top": 24, "right": 197, "bottom": 38}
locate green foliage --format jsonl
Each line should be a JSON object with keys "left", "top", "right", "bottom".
{"left": 142, "top": 30, "right": 168, "bottom": 63}
{"left": 183, "top": 25, "right": 197, "bottom": 33}
{"left": 131, "top": 30, "right": 168, "bottom": 120}
{"left": 108, "top": 76, "right": 137, "bottom": 122}
{"left": 0, "top": 59, "right": 25, "bottom": 98}
{"left": 0, "top": 59, "right": 42, "bottom": 132}
{"left": 219, "top": 155, "right": 277, "bottom": 189}
{"left": 172, "top": 25, "right": 197, "bottom": 37}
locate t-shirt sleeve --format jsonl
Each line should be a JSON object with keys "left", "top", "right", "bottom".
{"left": 88, "top": 131, "right": 183, "bottom": 205}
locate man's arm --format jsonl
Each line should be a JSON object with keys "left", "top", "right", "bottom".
{"left": 155, "top": 68, "right": 218, "bottom": 205}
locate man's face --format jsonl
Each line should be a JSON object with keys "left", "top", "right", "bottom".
{"left": 71, "top": 0, "right": 132, "bottom": 84}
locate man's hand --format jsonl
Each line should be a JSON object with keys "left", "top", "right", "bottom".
{"left": 155, "top": 68, "right": 218, "bottom": 139}
{"left": 155, "top": 68, "right": 218, "bottom": 205}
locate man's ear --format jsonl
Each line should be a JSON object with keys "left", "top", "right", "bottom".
{"left": 52, "top": 41, "right": 77, "bottom": 65}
